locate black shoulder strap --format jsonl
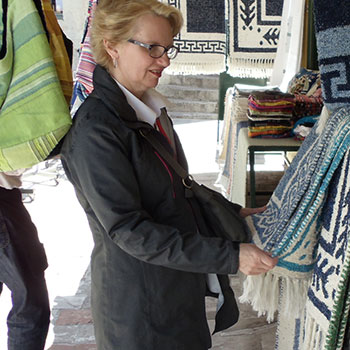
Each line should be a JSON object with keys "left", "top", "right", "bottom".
{"left": 139, "top": 129, "right": 190, "bottom": 181}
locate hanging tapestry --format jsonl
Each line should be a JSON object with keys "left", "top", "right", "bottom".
{"left": 227, "top": 0, "right": 284, "bottom": 78}
{"left": 239, "top": 106, "right": 350, "bottom": 349}
{"left": 314, "top": 0, "right": 350, "bottom": 112}
{"left": 302, "top": 146, "right": 350, "bottom": 350}
{"left": 162, "top": 0, "right": 226, "bottom": 74}
{"left": 0, "top": 0, "right": 71, "bottom": 171}
{"left": 300, "top": 2, "right": 350, "bottom": 349}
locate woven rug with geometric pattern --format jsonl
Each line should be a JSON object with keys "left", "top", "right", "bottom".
{"left": 240, "top": 106, "right": 350, "bottom": 349}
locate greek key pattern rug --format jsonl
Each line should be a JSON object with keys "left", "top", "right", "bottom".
{"left": 227, "top": 0, "right": 283, "bottom": 78}
{"left": 162, "top": 0, "right": 227, "bottom": 74}
{"left": 303, "top": 147, "right": 350, "bottom": 350}
{"left": 240, "top": 107, "right": 350, "bottom": 338}
{"left": 276, "top": 146, "right": 350, "bottom": 350}
{"left": 314, "top": 0, "right": 350, "bottom": 111}
{"left": 162, "top": 0, "right": 283, "bottom": 76}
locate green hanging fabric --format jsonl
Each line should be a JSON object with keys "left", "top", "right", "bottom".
{"left": 0, "top": 0, "right": 72, "bottom": 171}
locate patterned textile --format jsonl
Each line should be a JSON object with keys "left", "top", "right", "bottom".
{"left": 74, "top": 0, "right": 98, "bottom": 95}
{"left": 302, "top": 148, "right": 350, "bottom": 349}
{"left": 287, "top": 68, "right": 321, "bottom": 96}
{"left": 217, "top": 85, "right": 297, "bottom": 206}
{"left": 293, "top": 94, "right": 323, "bottom": 118}
{"left": 162, "top": 0, "right": 226, "bottom": 74}
{"left": 314, "top": 0, "right": 350, "bottom": 111}
{"left": 41, "top": 0, "right": 73, "bottom": 105}
{"left": 292, "top": 115, "right": 319, "bottom": 141}
{"left": 218, "top": 86, "right": 252, "bottom": 204}
{"left": 0, "top": 0, "right": 71, "bottom": 171}
{"left": 240, "top": 106, "right": 350, "bottom": 332}
{"left": 286, "top": 68, "right": 324, "bottom": 139}
{"left": 227, "top": 0, "right": 284, "bottom": 78}
{"left": 247, "top": 90, "right": 295, "bottom": 138}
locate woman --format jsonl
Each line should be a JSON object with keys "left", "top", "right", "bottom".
{"left": 60, "top": 0, "right": 278, "bottom": 349}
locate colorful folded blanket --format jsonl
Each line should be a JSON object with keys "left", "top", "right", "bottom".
{"left": 294, "top": 94, "right": 323, "bottom": 118}
{"left": 0, "top": 0, "right": 71, "bottom": 171}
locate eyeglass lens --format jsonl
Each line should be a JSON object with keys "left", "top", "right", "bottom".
{"left": 149, "top": 45, "right": 178, "bottom": 59}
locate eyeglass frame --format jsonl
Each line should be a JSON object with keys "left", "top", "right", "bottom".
{"left": 127, "top": 39, "right": 179, "bottom": 59}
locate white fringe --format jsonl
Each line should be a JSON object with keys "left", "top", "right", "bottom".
{"left": 239, "top": 272, "right": 310, "bottom": 323}
{"left": 302, "top": 316, "right": 325, "bottom": 350}
{"left": 165, "top": 60, "right": 226, "bottom": 75}
{"left": 227, "top": 57, "right": 274, "bottom": 79}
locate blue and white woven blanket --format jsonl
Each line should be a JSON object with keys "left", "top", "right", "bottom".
{"left": 302, "top": 146, "right": 350, "bottom": 350}
{"left": 241, "top": 106, "right": 350, "bottom": 349}
{"left": 162, "top": 0, "right": 283, "bottom": 77}
{"left": 241, "top": 1, "right": 350, "bottom": 348}
{"left": 227, "top": 0, "right": 283, "bottom": 78}
{"left": 162, "top": 0, "right": 226, "bottom": 74}
{"left": 314, "top": 0, "right": 350, "bottom": 112}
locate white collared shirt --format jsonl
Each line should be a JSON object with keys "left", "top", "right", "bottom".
{"left": 116, "top": 81, "right": 168, "bottom": 125}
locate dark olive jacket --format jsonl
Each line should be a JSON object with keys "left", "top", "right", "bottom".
{"left": 60, "top": 65, "right": 240, "bottom": 350}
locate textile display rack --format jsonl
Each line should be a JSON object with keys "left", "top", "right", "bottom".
{"left": 247, "top": 137, "right": 301, "bottom": 208}
{"left": 218, "top": 85, "right": 301, "bottom": 207}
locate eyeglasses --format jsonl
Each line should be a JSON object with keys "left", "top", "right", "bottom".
{"left": 127, "top": 39, "right": 179, "bottom": 59}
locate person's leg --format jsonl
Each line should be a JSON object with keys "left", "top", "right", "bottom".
{"left": 0, "top": 187, "right": 50, "bottom": 350}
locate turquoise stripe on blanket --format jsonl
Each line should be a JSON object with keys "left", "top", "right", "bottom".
{"left": 246, "top": 108, "right": 350, "bottom": 276}
{"left": 240, "top": 107, "right": 350, "bottom": 330}
{"left": 304, "top": 146, "right": 350, "bottom": 349}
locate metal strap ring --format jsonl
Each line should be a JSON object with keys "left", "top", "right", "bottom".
{"left": 182, "top": 175, "right": 193, "bottom": 189}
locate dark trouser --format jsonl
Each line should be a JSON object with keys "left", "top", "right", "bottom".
{"left": 0, "top": 187, "right": 50, "bottom": 350}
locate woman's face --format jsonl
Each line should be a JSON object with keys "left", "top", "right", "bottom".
{"left": 109, "top": 13, "right": 174, "bottom": 99}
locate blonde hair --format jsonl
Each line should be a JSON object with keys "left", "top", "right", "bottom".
{"left": 91, "top": 0, "right": 183, "bottom": 69}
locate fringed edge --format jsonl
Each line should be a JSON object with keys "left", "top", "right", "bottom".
{"left": 239, "top": 271, "right": 279, "bottom": 322}
{"left": 303, "top": 316, "right": 325, "bottom": 350}
{"left": 227, "top": 57, "right": 274, "bottom": 79}
{"left": 279, "top": 276, "right": 310, "bottom": 319}
{"left": 239, "top": 272, "right": 310, "bottom": 323}
{"left": 165, "top": 60, "right": 226, "bottom": 75}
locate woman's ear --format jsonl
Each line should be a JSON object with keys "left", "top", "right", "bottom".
{"left": 103, "top": 39, "right": 118, "bottom": 60}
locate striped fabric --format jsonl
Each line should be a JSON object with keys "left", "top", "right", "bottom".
{"left": 0, "top": 0, "right": 71, "bottom": 171}
{"left": 75, "top": 0, "right": 98, "bottom": 95}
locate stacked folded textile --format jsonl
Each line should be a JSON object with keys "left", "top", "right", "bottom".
{"left": 288, "top": 69, "right": 324, "bottom": 140}
{"left": 247, "top": 90, "right": 295, "bottom": 138}
{"left": 292, "top": 93, "right": 323, "bottom": 140}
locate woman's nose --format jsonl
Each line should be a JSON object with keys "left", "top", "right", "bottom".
{"left": 158, "top": 53, "right": 170, "bottom": 67}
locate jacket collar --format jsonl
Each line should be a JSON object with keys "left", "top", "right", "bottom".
{"left": 92, "top": 65, "right": 152, "bottom": 130}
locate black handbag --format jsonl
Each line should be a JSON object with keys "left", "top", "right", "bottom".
{"left": 140, "top": 129, "right": 250, "bottom": 243}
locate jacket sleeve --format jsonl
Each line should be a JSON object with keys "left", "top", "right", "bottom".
{"left": 65, "top": 115, "right": 240, "bottom": 275}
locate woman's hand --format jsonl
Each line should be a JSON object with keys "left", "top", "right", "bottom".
{"left": 239, "top": 205, "right": 267, "bottom": 218}
{"left": 238, "top": 243, "right": 278, "bottom": 275}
